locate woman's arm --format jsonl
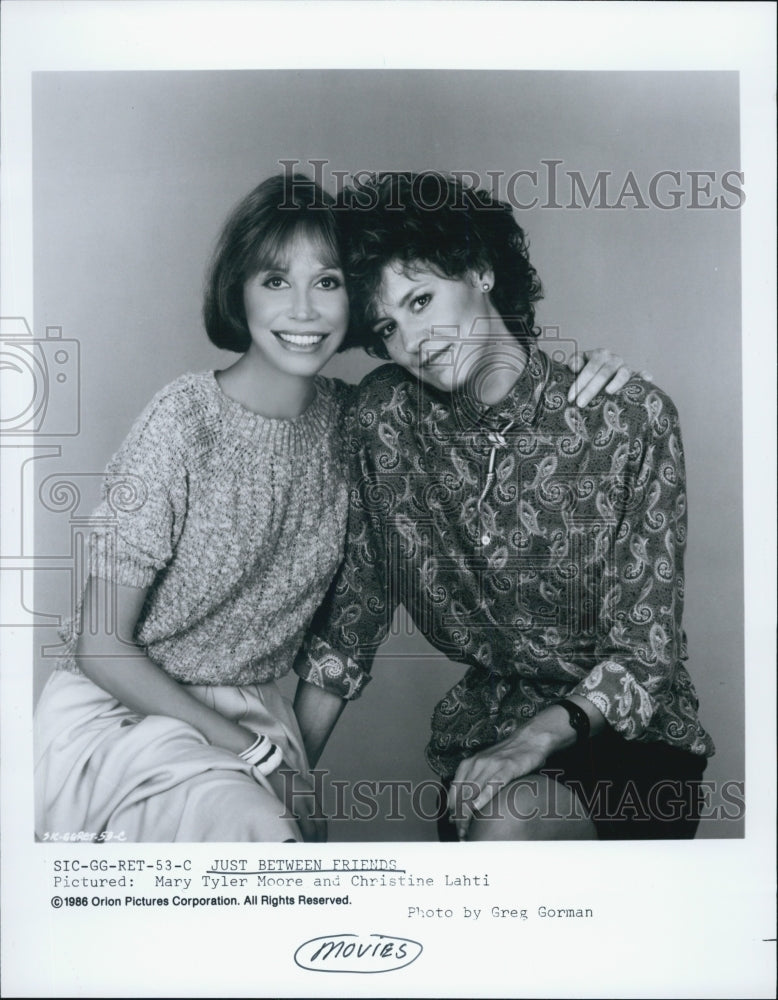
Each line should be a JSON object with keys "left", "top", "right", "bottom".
{"left": 78, "top": 577, "right": 327, "bottom": 841}
{"left": 76, "top": 576, "right": 257, "bottom": 753}
{"left": 293, "top": 678, "right": 347, "bottom": 768}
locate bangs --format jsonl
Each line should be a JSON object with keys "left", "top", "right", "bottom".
{"left": 245, "top": 215, "right": 343, "bottom": 276}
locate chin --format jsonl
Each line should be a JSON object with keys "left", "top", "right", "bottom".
{"left": 285, "top": 359, "right": 330, "bottom": 378}
{"left": 274, "top": 349, "right": 334, "bottom": 376}
{"left": 415, "top": 372, "right": 455, "bottom": 395}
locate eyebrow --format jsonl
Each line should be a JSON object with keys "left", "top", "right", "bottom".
{"left": 395, "top": 288, "right": 418, "bottom": 309}
{"left": 257, "top": 261, "right": 343, "bottom": 274}
{"left": 373, "top": 283, "right": 423, "bottom": 324}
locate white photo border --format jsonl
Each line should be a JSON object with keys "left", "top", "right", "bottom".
{"left": 1, "top": 3, "right": 775, "bottom": 998}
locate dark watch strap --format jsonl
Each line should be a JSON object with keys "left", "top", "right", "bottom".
{"left": 557, "top": 698, "right": 591, "bottom": 747}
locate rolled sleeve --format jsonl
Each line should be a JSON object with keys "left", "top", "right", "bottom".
{"left": 294, "top": 635, "right": 372, "bottom": 700}
{"left": 573, "top": 661, "right": 655, "bottom": 739}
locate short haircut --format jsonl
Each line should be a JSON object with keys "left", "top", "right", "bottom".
{"left": 203, "top": 174, "right": 347, "bottom": 353}
{"left": 339, "top": 172, "right": 543, "bottom": 359}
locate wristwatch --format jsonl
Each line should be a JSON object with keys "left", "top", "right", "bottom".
{"left": 556, "top": 698, "right": 591, "bottom": 748}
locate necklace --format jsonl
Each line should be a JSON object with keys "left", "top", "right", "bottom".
{"left": 475, "top": 419, "right": 515, "bottom": 546}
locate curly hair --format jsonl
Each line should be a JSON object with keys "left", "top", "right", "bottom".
{"left": 203, "top": 174, "right": 349, "bottom": 353}
{"left": 338, "top": 172, "right": 543, "bottom": 358}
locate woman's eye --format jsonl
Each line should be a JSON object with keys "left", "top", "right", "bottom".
{"left": 264, "top": 276, "right": 288, "bottom": 289}
{"left": 412, "top": 293, "right": 431, "bottom": 311}
{"left": 318, "top": 275, "right": 342, "bottom": 290}
{"left": 379, "top": 322, "right": 396, "bottom": 340}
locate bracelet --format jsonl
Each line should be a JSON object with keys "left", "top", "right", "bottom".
{"left": 252, "top": 744, "right": 284, "bottom": 777}
{"left": 556, "top": 698, "right": 591, "bottom": 748}
{"left": 239, "top": 733, "right": 270, "bottom": 763}
{"left": 239, "top": 733, "right": 283, "bottom": 776}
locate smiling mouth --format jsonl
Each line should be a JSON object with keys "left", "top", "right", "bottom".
{"left": 273, "top": 331, "right": 329, "bottom": 351}
{"left": 421, "top": 345, "right": 453, "bottom": 367}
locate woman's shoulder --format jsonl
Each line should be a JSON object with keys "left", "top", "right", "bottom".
{"left": 353, "top": 364, "right": 421, "bottom": 433}
{"left": 315, "top": 374, "right": 358, "bottom": 406}
{"left": 542, "top": 349, "right": 681, "bottom": 438}
{"left": 358, "top": 362, "right": 411, "bottom": 392}
{"left": 595, "top": 373, "right": 681, "bottom": 438}
{"left": 314, "top": 376, "right": 361, "bottom": 434}
{"left": 145, "top": 370, "right": 218, "bottom": 412}
{"left": 120, "top": 372, "right": 221, "bottom": 453}
{"left": 354, "top": 363, "right": 416, "bottom": 411}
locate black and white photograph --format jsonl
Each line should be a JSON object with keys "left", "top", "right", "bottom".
{"left": 1, "top": 2, "right": 775, "bottom": 997}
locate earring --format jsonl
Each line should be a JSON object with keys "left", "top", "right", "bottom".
{"left": 482, "top": 282, "right": 491, "bottom": 292}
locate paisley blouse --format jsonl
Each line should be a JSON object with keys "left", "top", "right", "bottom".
{"left": 296, "top": 344, "right": 715, "bottom": 779}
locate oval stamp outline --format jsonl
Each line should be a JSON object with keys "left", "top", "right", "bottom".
{"left": 294, "top": 932, "right": 423, "bottom": 974}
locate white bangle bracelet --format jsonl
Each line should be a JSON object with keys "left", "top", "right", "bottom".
{"left": 239, "top": 732, "right": 283, "bottom": 775}
{"left": 252, "top": 742, "right": 284, "bottom": 777}
{"left": 239, "top": 733, "right": 269, "bottom": 763}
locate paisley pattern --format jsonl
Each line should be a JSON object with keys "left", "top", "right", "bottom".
{"left": 298, "top": 346, "right": 715, "bottom": 779}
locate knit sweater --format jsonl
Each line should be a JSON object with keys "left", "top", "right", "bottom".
{"left": 57, "top": 371, "right": 351, "bottom": 686}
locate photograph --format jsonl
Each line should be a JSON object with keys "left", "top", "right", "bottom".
{"left": 28, "top": 69, "right": 743, "bottom": 846}
{"left": 1, "top": 2, "right": 775, "bottom": 998}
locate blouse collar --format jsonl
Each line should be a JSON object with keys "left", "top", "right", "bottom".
{"left": 445, "top": 341, "right": 550, "bottom": 433}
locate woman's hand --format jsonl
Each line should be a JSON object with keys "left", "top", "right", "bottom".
{"left": 448, "top": 727, "right": 555, "bottom": 841}
{"left": 266, "top": 767, "right": 327, "bottom": 843}
{"left": 567, "top": 349, "right": 652, "bottom": 407}
{"left": 447, "top": 697, "right": 606, "bottom": 840}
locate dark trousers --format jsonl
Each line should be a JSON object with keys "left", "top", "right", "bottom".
{"left": 437, "top": 730, "right": 708, "bottom": 841}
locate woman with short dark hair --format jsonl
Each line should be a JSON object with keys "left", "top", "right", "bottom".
{"left": 296, "top": 172, "right": 714, "bottom": 841}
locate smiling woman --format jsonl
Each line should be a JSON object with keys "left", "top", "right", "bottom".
{"left": 204, "top": 179, "right": 349, "bottom": 419}
{"left": 219, "top": 242, "right": 348, "bottom": 417}
{"left": 33, "top": 174, "right": 353, "bottom": 844}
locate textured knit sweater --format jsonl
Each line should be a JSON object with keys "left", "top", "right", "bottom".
{"left": 297, "top": 345, "right": 715, "bottom": 779}
{"left": 57, "top": 371, "right": 351, "bottom": 686}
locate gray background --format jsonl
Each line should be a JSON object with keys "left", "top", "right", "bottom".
{"left": 32, "top": 70, "right": 743, "bottom": 839}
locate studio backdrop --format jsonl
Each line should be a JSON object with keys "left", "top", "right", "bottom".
{"left": 29, "top": 70, "right": 743, "bottom": 839}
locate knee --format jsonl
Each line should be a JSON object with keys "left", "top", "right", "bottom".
{"left": 466, "top": 773, "right": 597, "bottom": 842}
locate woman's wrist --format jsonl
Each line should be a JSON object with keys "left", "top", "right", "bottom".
{"left": 238, "top": 730, "right": 283, "bottom": 775}
{"left": 518, "top": 696, "right": 603, "bottom": 757}
{"left": 523, "top": 707, "right": 578, "bottom": 756}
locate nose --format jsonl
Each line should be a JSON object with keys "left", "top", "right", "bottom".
{"left": 290, "top": 286, "right": 319, "bottom": 322}
{"left": 397, "top": 321, "right": 429, "bottom": 357}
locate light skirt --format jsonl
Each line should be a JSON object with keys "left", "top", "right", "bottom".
{"left": 34, "top": 669, "right": 311, "bottom": 843}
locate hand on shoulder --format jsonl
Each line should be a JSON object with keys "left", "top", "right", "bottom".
{"left": 566, "top": 348, "right": 654, "bottom": 407}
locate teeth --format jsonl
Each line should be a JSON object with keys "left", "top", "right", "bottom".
{"left": 276, "top": 333, "right": 325, "bottom": 346}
